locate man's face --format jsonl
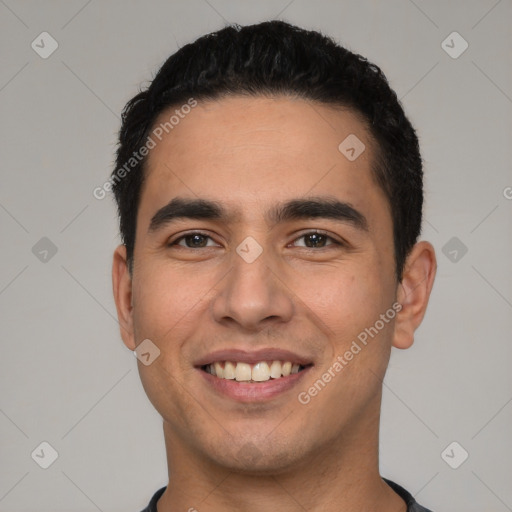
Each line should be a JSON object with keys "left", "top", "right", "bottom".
{"left": 121, "top": 96, "right": 400, "bottom": 471}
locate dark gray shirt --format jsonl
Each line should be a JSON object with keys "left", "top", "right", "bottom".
{"left": 139, "top": 478, "right": 433, "bottom": 511}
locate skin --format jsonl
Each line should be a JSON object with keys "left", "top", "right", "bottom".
{"left": 112, "top": 95, "right": 436, "bottom": 512}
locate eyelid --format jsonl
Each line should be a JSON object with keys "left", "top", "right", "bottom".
{"left": 168, "top": 230, "right": 220, "bottom": 247}
{"left": 288, "top": 229, "right": 345, "bottom": 248}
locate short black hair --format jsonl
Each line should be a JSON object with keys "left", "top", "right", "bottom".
{"left": 112, "top": 20, "right": 423, "bottom": 282}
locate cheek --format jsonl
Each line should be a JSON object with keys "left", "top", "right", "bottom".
{"left": 131, "top": 263, "right": 205, "bottom": 351}
{"left": 299, "top": 267, "right": 395, "bottom": 420}
{"left": 298, "top": 260, "right": 397, "bottom": 399}
{"left": 131, "top": 264, "right": 208, "bottom": 423}
{"left": 302, "top": 266, "right": 388, "bottom": 339}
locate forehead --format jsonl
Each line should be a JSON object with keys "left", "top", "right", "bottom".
{"left": 139, "top": 95, "right": 389, "bottom": 228}
{"left": 148, "top": 95, "right": 372, "bottom": 166}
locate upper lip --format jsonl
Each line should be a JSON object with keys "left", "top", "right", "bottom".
{"left": 194, "top": 348, "right": 313, "bottom": 367}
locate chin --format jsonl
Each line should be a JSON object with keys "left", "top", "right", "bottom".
{"left": 202, "top": 435, "right": 308, "bottom": 475}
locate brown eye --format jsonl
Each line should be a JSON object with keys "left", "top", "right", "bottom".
{"left": 170, "top": 233, "right": 216, "bottom": 248}
{"left": 292, "top": 231, "right": 340, "bottom": 248}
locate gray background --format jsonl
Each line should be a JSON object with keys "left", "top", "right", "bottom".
{"left": 1, "top": 1, "right": 511, "bottom": 511}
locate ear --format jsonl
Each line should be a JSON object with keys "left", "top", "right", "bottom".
{"left": 393, "top": 241, "right": 437, "bottom": 349}
{"left": 112, "top": 244, "right": 136, "bottom": 351}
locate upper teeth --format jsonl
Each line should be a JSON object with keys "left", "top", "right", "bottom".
{"left": 204, "top": 361, "right": 303, "bottom": 382}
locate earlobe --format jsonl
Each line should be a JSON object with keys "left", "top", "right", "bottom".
{"left": 392, "top": 241, "right": 437, "bottom": 350}
{"left": 112, "top": 245, "right": 136, "bottom": 351}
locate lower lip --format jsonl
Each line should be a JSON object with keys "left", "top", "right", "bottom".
{"left": 198, "top": 367, "right": 312, "bottom": 402}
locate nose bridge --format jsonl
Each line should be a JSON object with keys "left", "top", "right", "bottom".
{"left": 211, "top": 236, "right": 293, "bottom": 329}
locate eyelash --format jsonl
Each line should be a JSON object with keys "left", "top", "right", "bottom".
{"left": 168, "top": 230, "right": 344, "bottom": 249}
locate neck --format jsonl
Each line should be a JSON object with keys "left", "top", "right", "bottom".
{"left": 156, "top": 395, "right": 406, "bottom": 512}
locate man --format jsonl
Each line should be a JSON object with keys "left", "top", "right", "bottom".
{"left": 111, "top": 20, "right": 437, "bottom": 512}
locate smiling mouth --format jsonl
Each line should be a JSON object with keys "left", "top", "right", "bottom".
{"left": 201, "top": 360, "right": 311, "bottom": 383}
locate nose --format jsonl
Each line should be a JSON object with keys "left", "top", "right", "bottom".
{"left": 211, "top": 242, "right": 294, "bottom": 331}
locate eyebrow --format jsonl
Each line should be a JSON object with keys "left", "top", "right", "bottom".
{"left": 148, "top": 196, "right": 368, "bottom": 233}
